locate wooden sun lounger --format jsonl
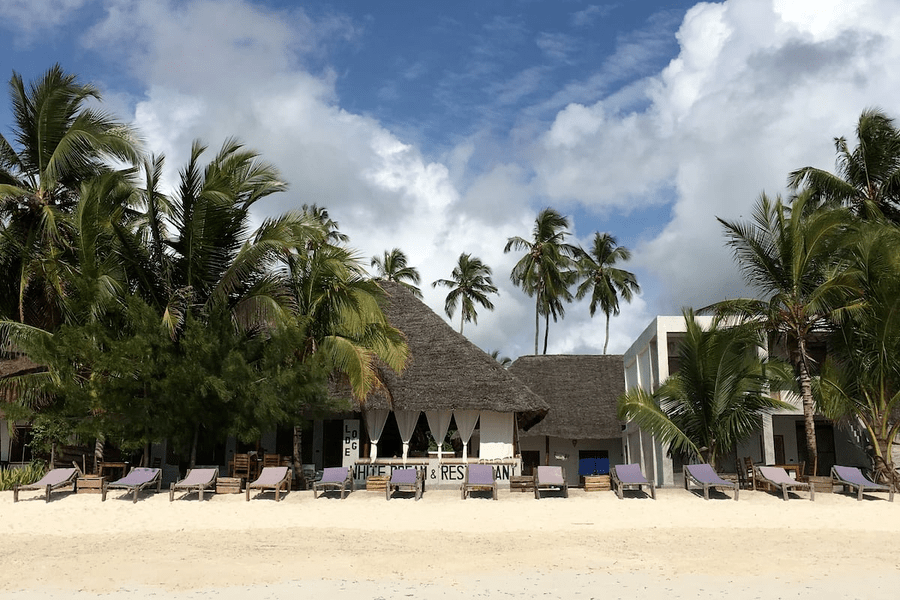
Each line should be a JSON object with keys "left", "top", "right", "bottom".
{"left": 611, "top": 464, "right": 655, "bottom": 499}
{"left": 246, "top": 466, "right": 291, "bottom": 501}
{"left": 461, "top": 464, "right": 498, "bottom": 500}
{"left": 832, "top": 465, "right": 894, "bottom": 502}
{"left": 313, "top": 466, "right": 354, "bottom": 499}
{"left": 385, "top": 467, "right": 424, "bottom": 500}
{"left": 102, "top": 467, "right": 162, "bottom": 503}
{"left": 683, "top": 463, "right": 738, "bottom": 501}
{"left": 755, "top": 466, "right": 814, "bottom": 501}
{"left": 169, "top": 467, "right": 219, "bottom": 502}
{"left": 534, "top": 465, "right": 568, "bottom": 499}
{"left": 13, "top": 466, "right": 81, "bottom": 502}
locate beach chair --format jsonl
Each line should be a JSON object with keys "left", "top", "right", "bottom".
{"left": 831, "top": 465, "right": 894, "bottom": 502}
{"left": 385, "top": 467, "right": 424, "bottom": 500}
{"left": 169, "top": 467, "right": 219, "bottom": 502}
{"left": 611, "top": 463, "right": 656, "bottom": 499}
{"left": 246, "top": 466, "right": 291, "bottom": 501}
{"left": 755, "top": 466, "right": 814, "bottom": 501}
{"left": 683, "top": 463, "right": 738, "bottom": 501}
{"left": 102, "top": 467, "right": 162, "bottom": 503}
{"left": 313, "top": 466, "right": 354, "bottom": 499}
{"left": 13, "top": 466, "right": 80, "bottom": 502}
{"left": 461, "top": 464, "right": 498, "bottom": 500}
{"left": 533, "top": 465, "right": 568, "bottom": 499}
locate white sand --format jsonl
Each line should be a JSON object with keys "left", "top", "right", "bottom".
{"left": 2, "top": 484, "right": 898, "bottom": 599}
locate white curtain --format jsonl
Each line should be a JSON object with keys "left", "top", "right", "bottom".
{"left": 364, "top": 409, "right": 390, "bottom": 460}
{"left": 425, "top": 410, "right": 453, "bottom": 460}
{"left": 394, "top": 410, "right": 420, "bottom": 463}
{"left": 454, "top": 410, "right": 480, "bottom": 461}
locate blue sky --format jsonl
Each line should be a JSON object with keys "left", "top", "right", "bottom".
{"left": 2, "top": 0, "right": 899, "bottom": 359}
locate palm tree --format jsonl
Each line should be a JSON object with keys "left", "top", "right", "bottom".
{"left": 618, "top": 311, "right": 792, "bottom": 468}
{"left": 788, "top": 108, "right": 900, "bottom": 222}
{"left": 715, "top": 191, "right": 856, "bottom": 476}
{"left": 490, "top": 349, "right": 512, "bottom": 367}
{"left": 816, "top": 221, "right": 900, "bottom": 486}
{"left": 576, "top": 232, "right": 640, "bottom": 354}
{"left": 432, "top": 253, "right": 498, "bottom": 334}
{"left": 370, "top": 248, "right": 422, "bottom": 298}
{"left": 504, "top": 208, "right": 578, "bottom": 354}
{"left": 0, "top": 65, "right": 140, "bottom": 327}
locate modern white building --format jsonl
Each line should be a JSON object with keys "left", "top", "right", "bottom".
{"left": 623, "top": 315, "right": 868, "bottom": 487}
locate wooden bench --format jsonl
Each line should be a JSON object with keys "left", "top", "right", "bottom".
{"left": 76, "top": 476, "right": 106, "bottom": 494}
{"left": 366, "top": 475, "right": 389, "bottom": 492}
{"left": 216, "top": 477, "right": 242, "bottom": 494}
{"left": 510, "top": 475, "right": 534, "bottom": 492}
{"left": 583, "top": 475, "right": 611, "bottom": 492}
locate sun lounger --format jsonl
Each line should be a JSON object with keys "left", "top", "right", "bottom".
{"left": 102, "top": 467, "right": 162, "bottom": 503}
{"left": 831, "top": 465, "right": 894, "bottom": 502}
{"left": 169, "top": 467, "right": 219, "bottom": 502}
{"left": 611, "top": 463, "right": 655, "bottom": 499}
{"left": 246, "top": 466, "right": 291, "bottom": 501}
{"left": 313, "top": 466, "right": 354, "bottom": 499}
{"left": 13, "top": 467, "right": 80, "bottom": 502}
{"left": 385, "top": 467, "right": 424, "bottom": 500}
{"left": 461, "top": 464, "right": 498, "bottom": 500}
{"left": 683, "top": 463, "right": 738, "bottom": 501}
{"left": 755, "top": 466, "right": 814, "bottom": 501}
{"left": 533, "top": 465, "right": 568, "bottom": 499}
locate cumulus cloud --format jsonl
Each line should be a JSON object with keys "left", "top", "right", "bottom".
{"left": 533, "top": 0, "right": 900, "bottom": 325}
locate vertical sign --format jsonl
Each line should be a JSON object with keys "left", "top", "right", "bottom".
{"left": 343, "top": 419, "right": 360, "bottom": 467}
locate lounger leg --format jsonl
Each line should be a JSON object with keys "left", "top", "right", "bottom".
{"left": 246, "top": 487, "right": 251, "bottom": 501}
{"left": 170, "top": 483, "right": 175, "bottom": 502}
{"left": 133, "top": 487, "right": 139, "bottom": 504}
{"left": 199, "top": 486, "right": 204, "bottom": 502}
{"left": 13, "top": 485, "right": 19, "bottom": 503}
{"left": 734, "top": 484, "right": 739, "bottom": 501}
{"left": 781, "top": 485, "right": 788, "bottom": 501}
{"left": 45, "top": 484, "right": 52, "bottom": 503}
{"left": 858, "top": 486, "right": 863, "bottom": 502}
{"left": 810, "top": 485, "right": 815, "bottom": 501}
{"left": 386, "top": 485, "right": 391, "bottom": 501}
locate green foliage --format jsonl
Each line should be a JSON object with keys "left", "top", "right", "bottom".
{"left": 0, "top": 461, "right": 47, "bottom": 491}
{"left": 618, "top": 310, "right": 793, "bottom": 468}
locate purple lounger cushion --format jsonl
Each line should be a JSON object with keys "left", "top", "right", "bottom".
{"left": 33, "top": 468, "right": 79, "bottom": 488}
{"left": 468, "top": 465, "right": 495, "bottom": 486}
{"left": 252, "top": 466, "right": 289, "bottom": 486}
{"left": 686, "top": 463, "right": 730, "bottom": 485}
{"left": 833, "top": 466, "right": 886, "bottom": 488}
{"left": 391, "top": 468, "right": 418, "bottom": 484}
{"left": 615, "top": 463, "right": 649, "bottom": 484}
{"left": 110, "top": 467, "right": 160, "bottom": 487}
{"left": 536, "top": 466, "right": 565, "bottom": 485}
{"left": 320, "top": 467, "right": 349, "bottom": 483}
{"left": 177, "top": 468, "right": 217, "bottom": 487}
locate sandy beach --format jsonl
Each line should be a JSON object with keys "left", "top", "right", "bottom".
{"left": 2, "top": 484, "right": 898, "bottom": 599}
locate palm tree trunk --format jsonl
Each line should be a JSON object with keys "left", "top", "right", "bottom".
{"left": 293, "top": 425, "right": 302, "bottom": 487}
{"left": 796, "top": 337, "right": 818, "bottom": 477}
{"left": 460, "top": 312, "right": 464, "bottom": 335}
{"left": 603, "top": 313, "right": 610, "bottom": 355}
{"left": 543, "top": 312, "right": 550, "bottom": 355}
{"left": 534, "top": 295, "right": 540, "bottom": 354}
{"left": 189, "top": 423, "right": 199, "bottom": 469}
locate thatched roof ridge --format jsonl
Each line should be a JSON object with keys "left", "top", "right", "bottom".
{"left": 354, "top": 281, "right": 549, "bottom": 429}
{"left": 509, "top": 354, "right": 624, "bottom": 440}
{"left": 0, "top": 353, "right": 42, "bottom": 379}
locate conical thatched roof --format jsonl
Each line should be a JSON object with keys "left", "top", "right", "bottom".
{"left": 354, "top": 281, "right": 549, "bottom": 430}
{"left": 509, "top": 354, "right": 624, "bottom": 440}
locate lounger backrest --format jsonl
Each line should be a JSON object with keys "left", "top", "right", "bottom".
{"left": 832, "top": 465, "right": 872, "bottom": 486}
{"left": 114, "top": 467, "right": 161, "bottom": 486}
{"left": 536, "top": 466, "right": 564, "bottom": 485}
{"left": 255, "top": 466, "right": 289, "bottom": 485}
{"left": 34, "top": 468, "right": 78, "bottom": 487}
{"left": 757, "top": 466, "right": 794, "bottom": 485}
{"left": 686, "top": 463, "right": 722, "bottom": 484}
{"left": 614, "top": 464, "right": 647, "bottom": 484}
{"left": 321, "top": 467, "right": 349, "bottom": 483}
{"left": 390, "top": 468, "right": 417, "bottom": 484}
{"left": 467, "top": 465, "right": 494, "bottom": 485}
{"left": 181, "top": 468, "right": 218, "bottom": 486}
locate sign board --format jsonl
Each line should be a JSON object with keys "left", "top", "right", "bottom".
{"left": 342, "top": 420, "right": 360, "bottom": 467}
{"left": 352, "top": 458, "right": 522, "bottom": 489}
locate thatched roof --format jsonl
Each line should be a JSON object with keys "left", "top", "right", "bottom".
{"left": 509, "top": 354, "right": 624, "bottom": 440}
{"left": 352, "top": 281, "right": 549, "bottom": 430}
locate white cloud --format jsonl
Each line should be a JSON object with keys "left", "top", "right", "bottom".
{"left": 533, "top": 0, "right": 900, "bottom": 326}
{"left": 0, "top": 0, "right": 88, "bottom": 40}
